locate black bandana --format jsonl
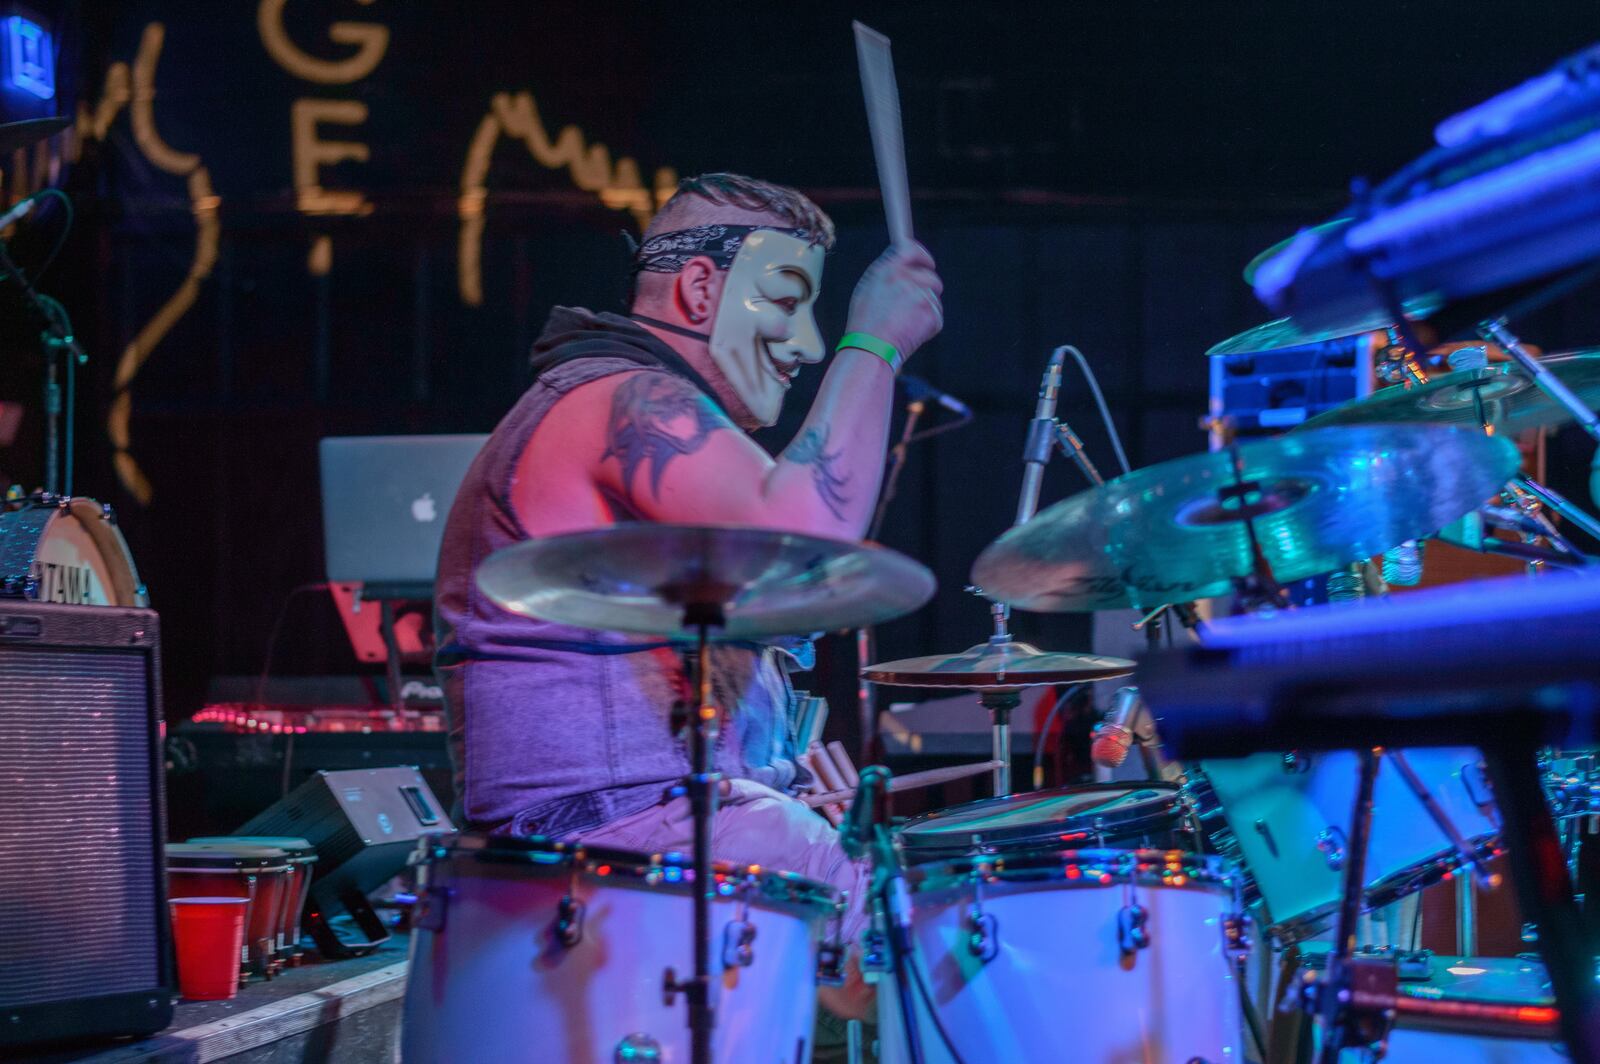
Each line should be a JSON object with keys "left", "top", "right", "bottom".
{"left": 630, "top": 224, "right": 808, "bottom": 276}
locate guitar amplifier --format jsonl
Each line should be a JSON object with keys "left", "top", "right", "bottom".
{"left": 0, "top": 603, "right": 174, "bottom": 1047}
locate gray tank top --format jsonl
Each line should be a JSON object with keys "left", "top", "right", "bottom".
{"left": 434, "top": 355, "right": 801, "bottom": 837}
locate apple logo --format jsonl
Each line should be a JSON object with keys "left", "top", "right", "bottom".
{"left": 411, "top": 493, "right": 437, "bottom": 522}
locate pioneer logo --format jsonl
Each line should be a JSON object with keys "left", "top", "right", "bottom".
{"left": 31, "top": 561, "right": 97, "bottom": 604}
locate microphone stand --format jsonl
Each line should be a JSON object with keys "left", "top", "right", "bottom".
{"left": 0, "top": 238, "right": 85, "bottom": 498}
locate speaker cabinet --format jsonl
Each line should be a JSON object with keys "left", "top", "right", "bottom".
{"left": 240, "top": 767, "right": 452, "bottom": 956}
{"left": 0, "top": 603, "right": 174, "bottom": 1047}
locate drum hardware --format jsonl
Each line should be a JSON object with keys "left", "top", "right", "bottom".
{"left": 961, "top": 873, "right": 998, "bottom": 962}
{"left": 554, "top": 892, "right": 586, "bottom": 949}
{"left": 412, "top": 885, "right": 448, "bottom": 933}
{"left": 474, "top": 525, "right": 934, "bottom": 1064}
{"left": 1118, "top": 855, "right": 1151, "bottom": 955}
{"left": 614, "top": 1034, "right": 664, "bottom": 1063}
{"left": 720, "top": 875, "right": 759, "bottom": 971}
{"left": 815, "top": 903, "right": 849, "bottom": 987}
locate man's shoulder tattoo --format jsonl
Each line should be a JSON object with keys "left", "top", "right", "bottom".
{"left": 602, "top": 372, "right": 729, "bottom": 500}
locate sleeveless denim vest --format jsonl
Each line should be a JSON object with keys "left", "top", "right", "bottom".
{"left": 435, "top": 314, "right": 801, "bottom": 838}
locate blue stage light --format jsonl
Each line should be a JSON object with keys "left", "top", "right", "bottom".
{"left": 4, "top": 15, "right": 55, "bottom": 101}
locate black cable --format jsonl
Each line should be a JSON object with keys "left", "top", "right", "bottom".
{"left": 1063, "top": 346, "right": 1132, "bottom": 476}
{"left": 254, "top": 581, "right": 331, "bottom": 797}
{"left": 0, "top": 189, "right": 73, "bottom": 283}
{"left": 905, "top": 939, "right": 972, "bottom": 1064}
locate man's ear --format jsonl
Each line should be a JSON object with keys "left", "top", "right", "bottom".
{"left": 674, "top": 256, "right": 723, "bottom": 325}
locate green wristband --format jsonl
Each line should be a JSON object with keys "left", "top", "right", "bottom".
{"left": 836, "top": 331, "right": 903, "bottom": 373}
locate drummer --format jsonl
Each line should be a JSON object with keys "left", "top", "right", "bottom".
{"left": 434, "top": 172, "right": 944, "bottom": 1021}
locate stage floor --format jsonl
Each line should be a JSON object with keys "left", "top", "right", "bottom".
{"left": 27, "top": 938, "right": 408, "bottom": 1064}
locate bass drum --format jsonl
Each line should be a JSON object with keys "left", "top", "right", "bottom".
{"left": 0, "top": 496, "right": 147, "bottom": 606}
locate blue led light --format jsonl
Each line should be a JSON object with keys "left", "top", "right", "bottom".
{"left": 4, "top": 16, "right": 55, "bottom": 100}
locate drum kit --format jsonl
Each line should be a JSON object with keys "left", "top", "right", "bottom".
{"left": 393, "top": 260, "right": 1600, "bottom": 1063}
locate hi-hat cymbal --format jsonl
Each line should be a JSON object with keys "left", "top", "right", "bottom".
{"left": 1299, "top": 351, "right": 1600, "bottom": 434}
{"left": 863, "top": 640, "right": 1134, "bottom": 690}
{"left": 972, "top": 425, "right": 1520, "bottom": 612}
{"left": 476, "top": 524, "right": 935, "bottom": 641}
{"left": 0, "top": 116, "right": 69, "bottom": 156}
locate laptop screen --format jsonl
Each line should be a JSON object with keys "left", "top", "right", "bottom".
{"left": 318, "top": 434, "right": 488, "bottom": 594}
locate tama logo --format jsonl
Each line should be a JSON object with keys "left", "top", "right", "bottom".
{"left": 30, "top": 562, "right": 98, "bottom": 604}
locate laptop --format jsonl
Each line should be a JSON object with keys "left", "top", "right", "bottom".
{"left": 318, "top": 434, "right": 488, "bottom": 599}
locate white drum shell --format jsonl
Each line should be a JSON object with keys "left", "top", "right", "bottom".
{"left": 1201, "top": 747, "right": 1497, "bottom": 934}
{"left": 402, "top": 853, "right": 829, "bottom": 1064}
{"left": 879, "top": 868, "right": 1244, "bottom": 1063}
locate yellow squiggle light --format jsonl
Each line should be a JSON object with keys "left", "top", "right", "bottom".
{"left": 456, "top": 90, "right": 676, "bottom": 306}
{"left": 87, "top": 22, "right": 218, "bottom": 505}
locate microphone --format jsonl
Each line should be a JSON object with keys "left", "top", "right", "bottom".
{"left": 839, "top": 764, "right": 890, "bottom": 861}
{"left": 899, "top": 374, "right": 971, "bottom": 418}
{"left": 1091, "top": 686, "right": 1142, "bottom": 770}
{"left": 0, "top": 195, "right": 37, "bottom": 233}
{"left": 1016, "top": 347, "right": 1069, "bottom": 526}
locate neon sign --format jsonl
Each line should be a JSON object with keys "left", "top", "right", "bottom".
{"left": 4, "top": 15, "right": 55, "bottom": 100}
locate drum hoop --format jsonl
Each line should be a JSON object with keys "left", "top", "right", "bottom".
{"left": 898, "top": 781, "right": 1185, "bottom": 851}
{"left": 0, "top": 497, "right": 146, "bottom": 606}
{"left": 908, "top": 847, "right": 1237, "bottom": 896}
{"left": 416, "top": 832, "right": 842, "bottom": 915}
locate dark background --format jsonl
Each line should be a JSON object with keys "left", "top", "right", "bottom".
{"left": 4, "top": 1, "right": 1600, "bottom": 735}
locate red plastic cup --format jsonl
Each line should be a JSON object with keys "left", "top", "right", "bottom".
{"left": 170, "top": 897, "right": 248, "bottom": 1001}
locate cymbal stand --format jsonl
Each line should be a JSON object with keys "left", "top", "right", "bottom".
{"left": 661, "top": 604, "right": 723, "bottom": 1064}
{"left": 1222, "top": 445, "right": 1289, "bottom": 613}
{"left": 0, "top": 239, "right": 86, "bottom": 497}
{"left": 1309, "top": 749, "right": 1390, "bottom": 1064}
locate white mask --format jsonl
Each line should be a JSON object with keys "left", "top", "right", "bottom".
{"left": 707, "top": 230, "right": 826, "bottom": 427}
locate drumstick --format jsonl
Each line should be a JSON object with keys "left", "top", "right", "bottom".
{"left": 826, "top": 741, "right": 861, "bottom": 788}
{"left": 802, "top": 760, "right": 1004, "bottom": 808}
{"left": 853, "top": 21, "right": 914, "bottom": 246}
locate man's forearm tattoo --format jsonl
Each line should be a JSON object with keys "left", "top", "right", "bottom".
{"left": 787, "top": 425, "right": 852, "bottom": 520}
{"left": 603, "top": 373, "right": 727, "bottom": 500}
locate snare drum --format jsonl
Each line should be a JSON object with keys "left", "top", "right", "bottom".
{"left": 879, "top": 848, "right": 1246, "bottom": 1064}
{"left": 402, "top": 834, "right": 843, "bottom": 1064}
{"left": 897, "top": 782, "right": 1194, "bottom": 862}
{"left": 1193, "top": 748, "right": 1498, "bottom": 941}
{"left": 166, "top": 843, "right": 293, "bottom": 976}
{"left": 0, "top": 496, "right": 147, "bottom": 606}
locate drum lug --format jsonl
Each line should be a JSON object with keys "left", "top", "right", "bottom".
{"left": 859, "top": 927, "right": 890, "bottom": 976}
{"left": 721, "top": 918, "right": 757, "bottom": 969}
{"left": 1282, "top": 751, "right": 1312, "bottom": 774}
{"left": 720, "top": 874, "right": 758, "bottom": 969}
{"left": 413, "top": 885, "right": 449, "bottom": 932}
{"left": 1316, "top": 826, "right": 1348, "bottom": 870}
{"left": 963, "top": 903, "right": 999, "bottom": 962}
{"left": 1222, "top": 912, "right": 1252, "bottom": 964}
{"left": 816, "top": 902, "right": 849, "bottom": 986}
{"left": 553, "top": 893, "right": 585, "bottom": 948}
{"left": 1117, "top": 903, "right": 1150, "bottom": 954}
{"left": 614, "top": 1033, "right": 663, "bottom": 1063}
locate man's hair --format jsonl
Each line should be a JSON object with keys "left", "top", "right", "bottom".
{"left": 644, "top": 173, "right": 835, "bottom": 251}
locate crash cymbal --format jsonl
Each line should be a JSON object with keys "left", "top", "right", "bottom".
{"left": 477, "top": 524, "right": 935, "bottom": 641}
{"left": 863, "top": 640, "right": 1134, "bottom": 690}
{"left": 971, "top": 424, "right": 1520, "bottom": 612}
{"left": 1242, "top": 218, "right": 1352, "bottom": 288}
{"left": 1299, "top": 351, "right": 1600, "bottom": 434}
{"left": 0, "top": 116, "right": 69, "bottom": 156}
